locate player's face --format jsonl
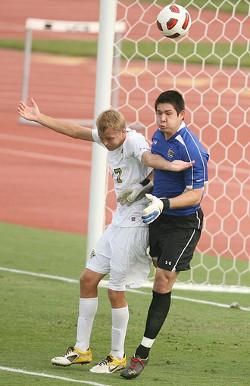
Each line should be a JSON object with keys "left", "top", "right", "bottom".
{"left": 99, "top": 127, "right": 126, "bottom": 150}
{"left": 156, "top": 103, "right": 184, "bottom": 139}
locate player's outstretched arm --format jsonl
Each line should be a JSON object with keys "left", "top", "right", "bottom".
{"left": 142, "top": 151, "right": 194, "bottom": 171}
{"left": 18, "top": 98, "right": 93, "bottom": 141}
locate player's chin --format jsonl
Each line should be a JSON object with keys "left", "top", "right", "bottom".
{"left": 105, "top": 145, "right": 116, "bottom": 151}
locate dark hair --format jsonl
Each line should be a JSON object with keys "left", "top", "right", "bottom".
{"left": 155, "top": 90, "right": 185, "bottom": 114}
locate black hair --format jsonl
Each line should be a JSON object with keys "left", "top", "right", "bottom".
{"left": 155, "top": 90, "right": 185, "bottom": 114}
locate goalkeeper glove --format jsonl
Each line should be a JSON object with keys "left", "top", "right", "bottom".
{"left": 117, "top": 179, "right": 153, "bottom": 206}
{"left": 142, "top": 194, "right": 170, "bottom": 224}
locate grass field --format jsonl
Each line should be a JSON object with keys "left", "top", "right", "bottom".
{"left": 1, "top": 39, "right": 249, "bottom": 69}
{"left": 0, "top": 222, "right": 249, "bottom": 386}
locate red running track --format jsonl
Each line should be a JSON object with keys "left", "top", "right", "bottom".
{"left": 0, "top": 0, "right": 249, "bottom": 260}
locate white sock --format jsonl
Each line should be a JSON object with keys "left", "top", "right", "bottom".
{"left": 75, "top": 297, "right": 98, "bottom": 352}
{"left": 141, "top": 336, "right": 155, "bottom": 348}
{"left": 110, "top": 306, "right": 129, "bottom": 359}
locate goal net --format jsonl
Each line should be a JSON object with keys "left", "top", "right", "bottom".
{"left": 19, "top": 1, "right": 249, "bottom": 293}
{"left": 105, "top": 0, "right": 249, "bottom": 293}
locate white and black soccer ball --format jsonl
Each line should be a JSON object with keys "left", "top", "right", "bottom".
{"left": 156, "top": 3, "right": 191, "bottom": 39}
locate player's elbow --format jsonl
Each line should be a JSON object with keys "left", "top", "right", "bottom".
{"left": 142, "top": 151, "right": 152, "bottom": 166}
{"left": 193, "top": 188, "right": 204, "bottom": 204}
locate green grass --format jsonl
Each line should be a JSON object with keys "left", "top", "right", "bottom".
{"left": 1, "top": 38, "right": 249, "bottom": 68}
{"left": 153, "top": 0, "right": 249, "bottom": 14}
{"left": 0, "top": 222, "right": 249, "bottom": 385}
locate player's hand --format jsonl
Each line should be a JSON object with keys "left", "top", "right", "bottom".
{"left": 170, "top": 159, "right": 195, "bottom": 171}
{"left": 142, "top": 193, "right": 164, "bottom": 224}
{"left": 126, "top": 181, "right": 153, "bottom": 204}
{"left": 18, "top": 98, "right": 40, "bottom": 121}
{"left": 117, "top": 181, "right": 153, "bottom": 205}
{"left": 117, "top": 188, "right": 134, "bottom": 205}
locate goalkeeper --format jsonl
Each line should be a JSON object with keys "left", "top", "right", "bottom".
{"left": 18, "top": 99, "right": 193, "bottom": 375}
{"left": 121, "top": 90, "right": 209, "bottom": 380}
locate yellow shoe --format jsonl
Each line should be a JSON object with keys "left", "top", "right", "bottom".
{"left": 90, "top": 354, "right": 126, "bottom": 374}
{"left": 51, "top": 346, "right": 92, "bottom": 366}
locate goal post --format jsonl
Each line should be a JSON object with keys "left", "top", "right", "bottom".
{"left": 87, "top": 0, "right": 120, "bottom": 259}
{"left": 19, "top": 5, "right": 126, "bottom": 259}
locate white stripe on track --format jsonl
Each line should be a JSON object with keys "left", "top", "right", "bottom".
{"left": 1, "top": 266, "right": 249, "bottom": 312}
{"left": 0, "top": 133, "right": 249, "bottom": 175}
{"left": 0, "top": 365, "right": 111, "bottom": 386}
{"left": 0, "top": 148, "right": 91, "bottom": 167}
{"left": 0, "top": 133, "right": 91, "bottom": 151}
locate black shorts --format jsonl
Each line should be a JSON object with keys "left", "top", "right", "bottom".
{"left": 149, "top": 209, "right": 203, "bottom": 272}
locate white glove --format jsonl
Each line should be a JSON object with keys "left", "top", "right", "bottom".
{"left": 117, "top": 181, "right": 153, "bottom": 206}
{"left": 142, "top": 194, "right": 164, "bottom": 224}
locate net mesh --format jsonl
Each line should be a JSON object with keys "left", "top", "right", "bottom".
{"left": 106, "top": 0, "right": 250, "bottom": 291}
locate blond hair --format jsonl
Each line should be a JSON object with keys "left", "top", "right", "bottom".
{"left": 96, "top": 110, "right": 126, "bottom": 135}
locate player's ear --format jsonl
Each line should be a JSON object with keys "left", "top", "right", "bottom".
{"left": 180, "top": 110, "right": 185, "bottom": 120}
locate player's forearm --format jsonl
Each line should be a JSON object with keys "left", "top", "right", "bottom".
{"left": 165, "top": 188, "right": 203, "bottom": 209}
{"left": 36, "top": 113, "right": 93, "bottom": 140}
{"left": 142, "top": 152, "right": 173, "bottom": 170}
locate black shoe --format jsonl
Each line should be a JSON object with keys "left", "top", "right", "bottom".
{"left": 120, "top": 356, "right": 148, "bottom": 379}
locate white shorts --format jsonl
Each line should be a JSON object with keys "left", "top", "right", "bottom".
{"left": 86, "top": 224, "right": 151, "bottom": 291}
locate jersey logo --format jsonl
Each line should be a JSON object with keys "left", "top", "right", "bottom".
{"left": 167, "top": 148, "right": 174, "bottom": 158}
{"left": 153, "top": 139, "right": 158, "bottom": 144}
{"left": 90, "top": 249, "right": 96, "bottom": 259}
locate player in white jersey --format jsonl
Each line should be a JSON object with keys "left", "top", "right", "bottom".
{"left": 18, "top": 99, "right": 193, "bottom": 374}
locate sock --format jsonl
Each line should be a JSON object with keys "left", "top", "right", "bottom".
{"left": 110, "top": 306, "right": 129, "bottom": 359}
{"left": 75, "top": 297, "right": 98, "bottom": 352}
{"left": 135, "top": 291, "right": 171, "bottom": 359}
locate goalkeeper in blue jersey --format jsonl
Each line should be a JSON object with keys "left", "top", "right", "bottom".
{"left": 121, "top": 90, "right": 209, "bottom": 380}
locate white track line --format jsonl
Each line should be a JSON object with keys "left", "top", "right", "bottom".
{"left": 0, "top": 148, "right": 91, "bottom": 167}
{"left": 0, "top": 133, "right": 91, "bottom": 151}
{"left": 0, "top": 133, "right": 249, "bottom": 175}
{"left": 1, "top": 266, "right": 249, "bottom": 312}
{"left": 0, "top": 365, "right": 110, "bottom": 386}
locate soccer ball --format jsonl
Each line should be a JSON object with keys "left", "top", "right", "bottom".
{"left": 156, "top": 3, "right": 191, "bottom": 39}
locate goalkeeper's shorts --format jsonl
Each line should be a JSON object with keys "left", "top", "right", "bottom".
{"left": 149, "top": 208, "right": 203, "bottom": 272}
{"left": 87, "top": 224, "right": 151, "bottom": 291}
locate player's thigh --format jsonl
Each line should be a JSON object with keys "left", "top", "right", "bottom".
{"left": 158, "top": 227, "right": 201, "bottom": 271}
{"left": 86, "top": 225, "right": 113, "bottom": 275}
{"left": 109, "top": 226, "right": 150, "bottom": 290}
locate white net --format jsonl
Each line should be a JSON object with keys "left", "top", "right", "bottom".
{"left": 105, "top": 0, "right": 250, "bottom": 292}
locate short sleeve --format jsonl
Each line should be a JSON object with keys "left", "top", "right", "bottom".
{"left": 125, "top": 131, "right": 150, "bottom": 161}
{"left": 184, "top": 148, "right": 209, "bottom": 189}
{"left": 91, "top": 129, "right": 107, "bottom": 149}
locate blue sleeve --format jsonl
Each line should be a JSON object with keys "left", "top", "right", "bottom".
{"left": 183, "top": 146, "right": 209, "bottom": 189}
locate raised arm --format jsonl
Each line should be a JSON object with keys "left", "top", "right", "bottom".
{"left": 18, "top": 98, "right": 93, "bottom": 142}
{"left": 142, "top": 151, "right": 194, "bottom": 171}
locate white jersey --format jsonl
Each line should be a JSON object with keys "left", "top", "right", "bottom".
{"left": 92, "top": 128, "right": 152, "bottom": 227}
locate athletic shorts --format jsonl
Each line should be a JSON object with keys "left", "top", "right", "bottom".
{"left": 86, "top": 224, "right": 151, "bottom": 291}
{"left": 149, "top": 209, "right": 203, "bottom": 272}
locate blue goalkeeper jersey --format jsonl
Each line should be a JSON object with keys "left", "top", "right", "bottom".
{"left": 151, "top": 122, "right": 209, "bottom": 216}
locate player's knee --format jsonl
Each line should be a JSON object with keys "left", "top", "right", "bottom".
{"left": 80, "top": 269, "right": 97, "bottom": 292}
{"left": 153, "top": 269, "right": 176, "bottom": 293}
{"left": 108, "top": 288, "right": 126, "bottom": 308}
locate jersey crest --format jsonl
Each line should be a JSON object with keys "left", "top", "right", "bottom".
{"left": 167, "top": 148, "right": 174, "bottom": 158}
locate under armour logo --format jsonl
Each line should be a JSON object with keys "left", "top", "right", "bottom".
{"left": 165, "top": 260, "right": 172, "bottom": 266}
